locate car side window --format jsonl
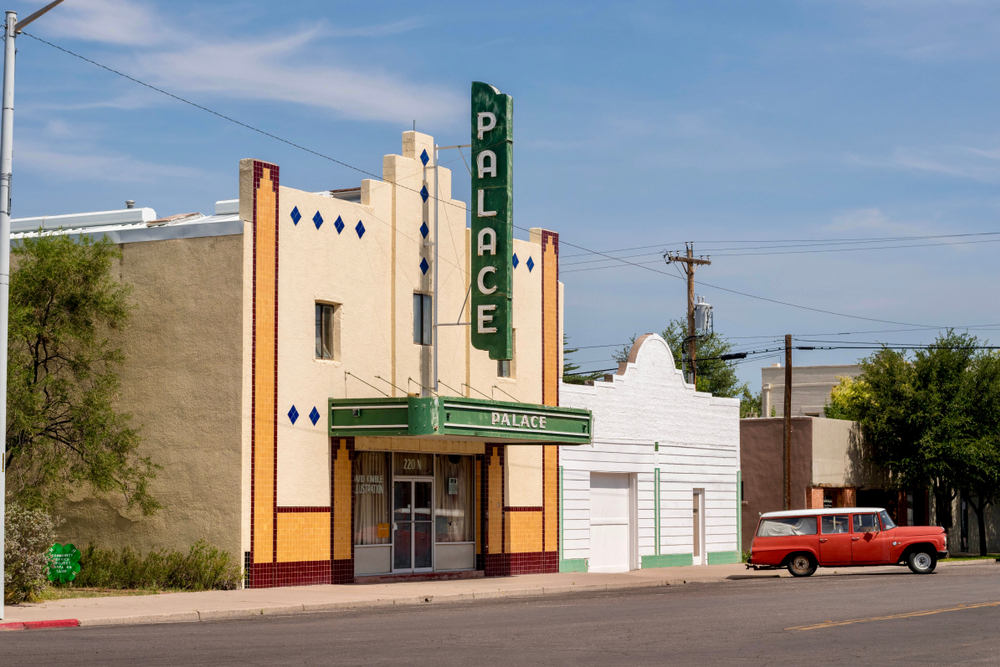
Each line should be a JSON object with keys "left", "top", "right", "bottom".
{"left": 821, "top": 514, "right": 850, "bottom": 534}
{"left": 853, "top": 513, "right": 879, "bottom": 533}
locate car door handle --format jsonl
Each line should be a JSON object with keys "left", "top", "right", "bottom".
{"left": 819, "top": 539, "right": 828, "bottom": 543}
{"left": 852, "top": 537, "right": 860, "bottom": 541}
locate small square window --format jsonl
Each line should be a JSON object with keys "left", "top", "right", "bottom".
{"left": 316, "top": 303, "right": 336, "bottom": 359}
{"left": 497, "top": 359, "right": 511, "bottom": 378}
{"left": 413, "top": 293, "right": 432, "bottom": 345}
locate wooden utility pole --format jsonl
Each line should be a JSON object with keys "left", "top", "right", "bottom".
{"left": 783, "top": 334, "right": 793, "bottom": 510}
{"left": 665, "top": 244, "right": 711, "bottom": 386}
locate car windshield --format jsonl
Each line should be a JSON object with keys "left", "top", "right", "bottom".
{"left": 879, "top": 510, "right": 896, "bottom": 530}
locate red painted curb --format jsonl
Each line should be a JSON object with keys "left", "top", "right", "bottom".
{"left": 0, "top": 619, "right": 79, "bottom": 631}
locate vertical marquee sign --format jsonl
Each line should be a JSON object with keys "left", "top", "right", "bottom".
{"left": 471, "top": 82, "right": 513, "bottom": 360}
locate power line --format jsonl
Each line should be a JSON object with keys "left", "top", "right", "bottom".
{"left": 23, "top": 32, "right": 971, "bottom": 332}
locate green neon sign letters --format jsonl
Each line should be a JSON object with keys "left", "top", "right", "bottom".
{"left": 470, "top": 81, "right": 513, "bottom": 360}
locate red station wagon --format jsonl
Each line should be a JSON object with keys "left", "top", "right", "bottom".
{"left": 747, "top": 507, "right": 948, "bottom": 577}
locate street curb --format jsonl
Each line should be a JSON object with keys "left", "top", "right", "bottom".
{"left": 18, "top": 573, "right": 777, "bottom": 629}
{"left": 66, "top": 576, "right": 717, "bottom": 628}
{"left": 0, "top": 618, "right": 80, "bottom": 631}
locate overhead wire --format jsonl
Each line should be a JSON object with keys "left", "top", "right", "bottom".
{"left": 22, "top": 31, "right": 979, "bottom": 332}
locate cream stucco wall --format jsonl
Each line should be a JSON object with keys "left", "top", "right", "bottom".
{"left": 266, "top": 132, "right": 552, "bottom": 514}
{"left": 55, "top": 234, "right": 246, "bottom": 559}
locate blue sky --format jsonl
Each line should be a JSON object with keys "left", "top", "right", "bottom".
{"left": 11, "top": 0, "right": 1000, "bottom": 390}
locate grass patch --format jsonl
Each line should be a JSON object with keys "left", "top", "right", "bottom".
{"left": 51, "top": 540, "right": 241, "bottom": 592}
{"left": 941, "top": 554, "right": 1000, "bottom": 562}
{"left": 38, "top": 587, "right": 164, "bottom": 601}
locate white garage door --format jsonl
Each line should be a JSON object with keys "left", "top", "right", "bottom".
{"left": 589, "top": 473, "right": 630, "bottom": 573}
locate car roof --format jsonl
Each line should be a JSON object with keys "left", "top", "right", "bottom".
{"left": 759, "top": 508, "right": 885, "bottom": 519}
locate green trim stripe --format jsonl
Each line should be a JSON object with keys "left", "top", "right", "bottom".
{"left": 559, "top": 558, "right": 587, "bottom": 573}
{"left": 642, "top": 553, "right": 693, "bottom": 568}
{"left": 654, "top": 466, "right": 661, "bottom": 556}
{"left": 707, "top": 551, "right": 740, "bottom": 565}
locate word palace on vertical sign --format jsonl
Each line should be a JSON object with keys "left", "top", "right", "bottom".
{"left": 470, "top": 81, "right": 513, "bottom": 360}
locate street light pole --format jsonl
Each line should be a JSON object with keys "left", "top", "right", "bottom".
{"left": 0, "top": 9, "right": 15, "bottom": 622}
{"left": 1, "top": 0, "right": 69, "bottom": 622}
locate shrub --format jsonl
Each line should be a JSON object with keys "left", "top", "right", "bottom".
{"left": 67, "top": 540, "right": 241, "bottom": 591}
{"left": 4, "top": 502, "right": 57, "bottom": 604}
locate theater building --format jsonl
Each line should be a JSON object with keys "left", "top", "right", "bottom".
{"left": 19, "top": 130, "right": 590, "bottom": 587}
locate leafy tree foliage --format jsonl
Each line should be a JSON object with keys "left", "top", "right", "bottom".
{"left": 613, "top": 319, "right": 759, "bottom": 416}
{"left": 562, "top": 334, "right": 605, "bottom": 385}
{"left": 6, "top": 233, "right": 159, "bottom": 514}
{"left": 834, "top": 332, "right": 1000, "bottom": 554}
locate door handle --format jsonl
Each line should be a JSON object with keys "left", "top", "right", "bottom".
{"left": 819, "top": 539, "right": 828, "bottom": 543}
{"left": 852, "top": 537, "right": 860, "bottom": 541}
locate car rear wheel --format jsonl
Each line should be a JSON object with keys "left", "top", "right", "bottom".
{"left": 787, "top": 554, "right": 817, "bottom": 577}
{"left": 908, "top": 549, "right": 936, "bottom": 574}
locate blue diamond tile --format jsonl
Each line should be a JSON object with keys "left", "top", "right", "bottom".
{"left": 512, "top": 253, "right": 519, "bottom": 268}
{"left": 290, "top": 206, "right": 301, "bottom": 225}
{"left": 334, "top": 215, "right": 345, "bottom": 234}
{"left": 420, "top": 149, "right": 429, "bottom": 166}
{"left": 420, "top": 185, "right": 429, "bottom": 202}
{"left": 355, "top": 220, "right": 366, "bottom": 238}
{"left": 287, "top": 405, "right": 299, "bottom": 425}
{"left": 309, "top": 406, "right": 321, "bottom": 426}
{"left": 312, "top": 211, "right": 323, "bottom": 230}
{"left": 420, "top": 222, "right": 429, "bottom": 238}
{"left": 527, "top": 256, "right": 535, "bottom": 272}
{"left": 420, "top": 257, "right": 429, "bottom": 275}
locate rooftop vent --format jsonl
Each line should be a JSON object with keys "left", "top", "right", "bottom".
{"left": 12, "top": 207, "right": 158, "bottom": 233}
{"left": 329, "top": 187, "right": 361, "bottom": 203}
{"left": 125, "top": 200, "right": 135, "bottom": 209}
{"left": 215, "top": 199, "right": 239, "bottom": 215}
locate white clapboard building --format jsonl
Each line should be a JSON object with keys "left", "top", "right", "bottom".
{"left": 558, "top": 334, "right": 741, "bottom": 573}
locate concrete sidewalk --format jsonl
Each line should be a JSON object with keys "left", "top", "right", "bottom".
{"left": 1, "top": 560, "right": 984, "bottom": 629}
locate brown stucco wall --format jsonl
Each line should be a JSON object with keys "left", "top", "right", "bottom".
{"left": 739, "top": 417, "right": 814, "bottom": 550}
{"left": 54, "top": 232, "right": 245, "bottom": 559}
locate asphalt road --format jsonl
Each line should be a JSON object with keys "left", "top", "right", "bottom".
{"left": 5, "top": 562, "right": 1000, "bottom": 666}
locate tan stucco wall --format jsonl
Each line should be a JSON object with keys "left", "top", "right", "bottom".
{"left": 55, "top": 233, "right": 245, "bottom": 559}
{"left": 811, "top": 417, "right": 886, "bottom": 488}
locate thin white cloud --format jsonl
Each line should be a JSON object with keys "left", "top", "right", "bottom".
{"left": 826, "top": 207, "right": 926, "bottom": 234}
{"left": 36, "top": 4, "right": 460, "bottom": 125}
{"left": 849, "top": 145, "right": 1000, "bottom": 183}
{"left": 18, "top": 142, "right": 209, "bottom": 183}
{"left": 42, "top": 0, "right": 177, "bottom": 46}
{"left": 326, "top": 18, "right": 424, "bottom": 38}
{"left": 130, "top": 28, "right": 462, "bottom": 124}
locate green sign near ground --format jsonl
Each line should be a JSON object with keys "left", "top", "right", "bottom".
{"left": 470, "top": 81, "right": 514, "bottom": 361}
{"left": 47, "top": 543, "right": 82, "bottom": 583}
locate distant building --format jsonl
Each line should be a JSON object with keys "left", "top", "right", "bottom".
{"left": 760, "top": 364, "right": 861, "bottom": 417}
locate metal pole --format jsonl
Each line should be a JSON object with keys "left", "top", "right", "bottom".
{"left": 687, "top": 245, "right": 696, "bottom": 386}
{"left": 432, "top": 144, "right": 439, "bottom": 393}
{"left": 783, "top": 334, "right": 792, "bottom": 511}
{"left": 0, "top": 10, "right": 17, "bottom": 621}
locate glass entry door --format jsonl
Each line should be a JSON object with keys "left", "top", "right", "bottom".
{"left": 393, "top": 480, "right": 433, "bottom": 572}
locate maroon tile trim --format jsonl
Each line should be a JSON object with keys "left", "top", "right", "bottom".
{"left": 247, "top": 560, "right": 330, "bottom": 589}
{"left": 484, "top": 551, "right": 558, "bottom": 578}
{"left": 276, "top": 507, "right": 330, "bottom": 513}
{"left": 248, "top": 160, "right": 281, "bottom": 586}
{"left": 504, "top": 506, "right": 543, "bottom": 512}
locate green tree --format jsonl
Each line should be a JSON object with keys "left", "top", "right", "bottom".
{"left": 612, "top": 320, "right": 759, "bottom": 416}
{"left": 6, "top": 233, "right": 159, "bottom": 514}
{"left": 840, "top": 331, "right": 1000, "bottom": 552}
{"left": 562, "top": 334, "right": 604, "bottom": 385}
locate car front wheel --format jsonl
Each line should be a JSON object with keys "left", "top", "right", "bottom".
{"left": 908, "top": 550, "right": 937, "bottom": 574}
{"left": 787, "top": 554, "right": 817, "bottom": 577}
